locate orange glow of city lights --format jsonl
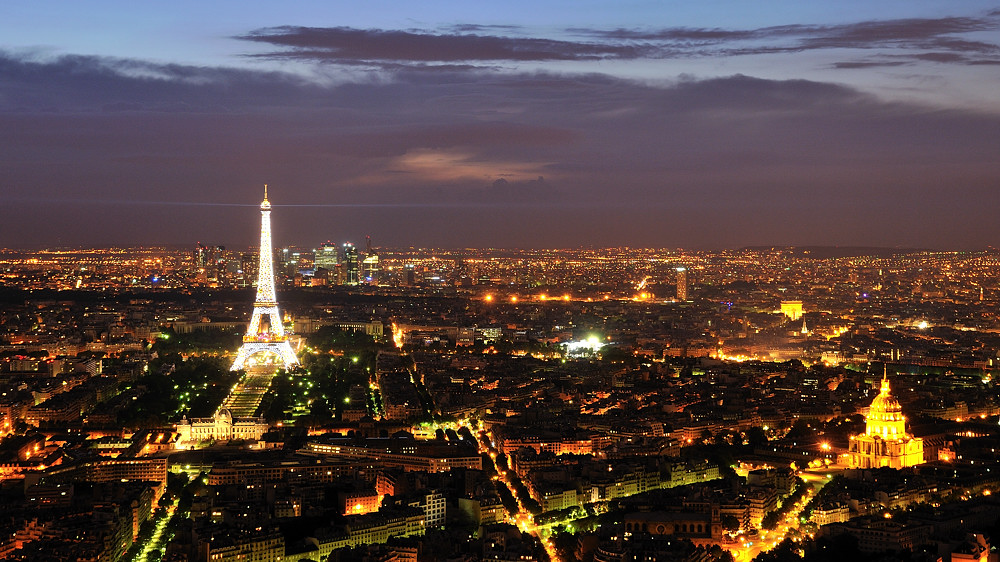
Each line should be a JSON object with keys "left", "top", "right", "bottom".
{"left": 484, "top": 294, "right": 493, "bottom": 302}
{"left": 510, "top": 296, "right": 518, "bottom": 303}
{"left": 562, "top": 294, "right": 570, "bottom": 301}
{"left": 820, "top": 442, "right": 831, "bottom": 451}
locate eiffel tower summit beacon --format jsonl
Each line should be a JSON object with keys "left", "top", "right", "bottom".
{"left": 230, "top": 186, "right": 299, "bottom": 371}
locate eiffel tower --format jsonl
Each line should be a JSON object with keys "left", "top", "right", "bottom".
{"left": 230, "top": 186, "right": 299, "bottom": 371}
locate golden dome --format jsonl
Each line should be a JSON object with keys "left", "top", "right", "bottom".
{"left": 865, "top": 375, "right": 908, "bottom": 438}
{"left": 869, "top": 377, "right": 902, "bottom": 415}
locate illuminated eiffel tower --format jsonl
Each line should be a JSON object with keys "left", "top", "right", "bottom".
{"left": 230, "top": 186, "right": 299, "bottom": 371}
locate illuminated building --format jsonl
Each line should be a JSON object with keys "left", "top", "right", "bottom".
{"left": 408, "top": 490, "right": 446, "bottom": 528}
{"left": 848, "top": 376, "right": 924, "bottom": 469}
{"left": 675, "top": 267, "right": 688, "bottom": 301}
{"left": 176, "top": 409, "right": 269, "bottom": 445}
{"left": 231, "top": 186, "right": 299, "bottom": 371}
{"left": 362, "top": 235, "right": 379, "bottom": 284}
{"left": 338, "top": 507, "right": 425, "bottom": 549}
{"left": 343, "top": 490, "right": 382, "bottom": 515}
{"left": 458, "top": 496, "right": 506, "bottom": 527}
{"left": 207, "top": 459, "right": 354, "bottom": 486}
{"left": 343, "top": 242, "right": 360, "bottom": 285}
{"left": 362, "top": 254, "right": 379, "bottom": 284}
{"left": 314, "top": 241, "right": 339, "bottom": 271}
{"left": 819, "top": 516, "right": 932, "bottom": 554}
{"left": 624, "top": 505, "right": 723, "bottom": 540}
{"left": 239, "top": 251, "right": 258, "bottom": 288}
{"left": 303, "top": 438, "right": 482, "bottom": 472}
{"left": 199, "top": 528, "right": 284, "bottom": 562}
{"left": 780, "top": 300, "right": 803, "bottom": 321}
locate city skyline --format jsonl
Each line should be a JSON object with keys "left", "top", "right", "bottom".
{"left": 2, "top": 2, "right": 1000, "bottom": 249}
{"left": 4, "top": 191, "right": 1000, "bottom": 559}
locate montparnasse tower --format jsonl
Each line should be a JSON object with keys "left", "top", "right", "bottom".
{"left": 230, "top": 186, "right": 299, "bottom": 371}
{"left": 848, "top": 373, "right": 923, "bottom": 469}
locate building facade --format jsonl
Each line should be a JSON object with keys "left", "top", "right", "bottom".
{"left": 176, "top": 409, "right": 269, "bottom": 445}
{"left": 848, "top": 376, "right": 924, "bottom": 469}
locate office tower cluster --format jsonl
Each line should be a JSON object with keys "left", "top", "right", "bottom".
{"left": 279, "top": 238, "right": 380, "bottom": 287}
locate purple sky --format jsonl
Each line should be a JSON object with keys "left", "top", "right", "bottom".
{"left": 1, "top": 2, "right": 999, "bottom": 249}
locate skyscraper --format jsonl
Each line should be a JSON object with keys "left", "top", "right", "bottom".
{"left": 362, "top": 236, "right": 379, "bottom": 285}
{"left": 343, "top": 242, "right": 359, "bottom": 286}
{"left": 231, "top": 186, "right": 299, "bottom": 371}
{"left": 314, "top": 241, "right": 339, "bottom": 271}
{"left": 675, "top": 267, "right": 688, "bottom": 301}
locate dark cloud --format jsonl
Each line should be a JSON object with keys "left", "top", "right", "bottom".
{"left": 0, "top": 52, "right": 328, "bottom": 113}
{"left": 831, "top": 50, "right": 1000, "bottom": 69}
{"left": 446, "top": 24, "right": 522, "bottom": 34}
{"left": 912, "top": 52, "right": 967, "bottom": 63}
{"left": 239, "top": 26, "right": 645, "bottom": 62}
{"left": 799, "top": 17, "right": 996, "bottom": 50}
{"left": 580, "top": 15, "right": 1000, "bottom": 60}
{"left": 569, "top": 24, "right": 825, "bottom": 44}
{"left": 833, "top": 60, "right": 908, "bottom": 69}
{"left": 1, "top": 53, "right": 999, "bottom": 249}
{"left": 568, "top": 26, "right": 760, "bottom": 42}
{"left": 236, "top": 13, "right": 1000, "bottom": 71}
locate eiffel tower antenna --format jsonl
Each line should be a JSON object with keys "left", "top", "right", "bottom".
{"left": 230, "top": 186, "right": 298, "bottom": 371}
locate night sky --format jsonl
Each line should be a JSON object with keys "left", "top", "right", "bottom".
{"left": 2, "top": 1, "right": 999, "bottom": 249}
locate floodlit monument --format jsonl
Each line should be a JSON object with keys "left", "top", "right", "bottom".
{"left": 231, "top": 186, "right": 298, "bottom": 371}
{"left": 848, "top": 375, "right": 924, "bottom": 469}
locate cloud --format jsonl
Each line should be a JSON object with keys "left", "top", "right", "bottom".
{"left": 0, "top": 51, "right": 324, "bottom": 113}
{"left": 717, "top": 20, "right": 1000, "bottom": 58}
{"left": 831, "top": 50, "right": 1000, "bottom": 69}
{"left": 234, "top": 13, "right": 1000, "bottom": 75}
{"left": 581, "top": 15, "right": 1000, "bottom": 60}
{"left": 833, "top": 60, "right": 908, "bottom": 69}
{"left": 1, "top": 52, "right": 1000, "bottom": 249}
{"left": 239, "top": 26, "right": 645, "bottom": 63}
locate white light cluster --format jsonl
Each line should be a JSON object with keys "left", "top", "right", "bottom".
{"left": 564, "top": 336, "right": 605, "bottom": 357}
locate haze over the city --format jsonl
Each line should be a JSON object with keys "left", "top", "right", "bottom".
{"left": 2, "top": 1, "right": 999, "bottom": 249}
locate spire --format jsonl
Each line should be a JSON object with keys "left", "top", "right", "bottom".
{"left": 254, "top": 187, "right": 276, "bottom": 305}
{"left": 881, "top": 367, "right": 890, "bottom": 395}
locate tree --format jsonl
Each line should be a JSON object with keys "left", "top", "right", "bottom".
{"left": 761, "top": 511, "right": 780, "bottom": 530}
{"left": 746, "top": 426, "right": 768, "bottom": 447}
{"left": 752, "top": 538, "right": 800, "bottom": 562}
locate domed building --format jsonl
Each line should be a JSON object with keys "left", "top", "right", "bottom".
{"left": 848, "top": 375, "right": 924, "bottom": 469}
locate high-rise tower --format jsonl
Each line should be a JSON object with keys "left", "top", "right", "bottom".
{"left": 231, "top": 186, "right": 299, "bottom": 371}
{"left": 342, "top": 242, "right": 359, "bottom": 285}
{"left": 675, "top": 267, "right": 688, "bottom": 301}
